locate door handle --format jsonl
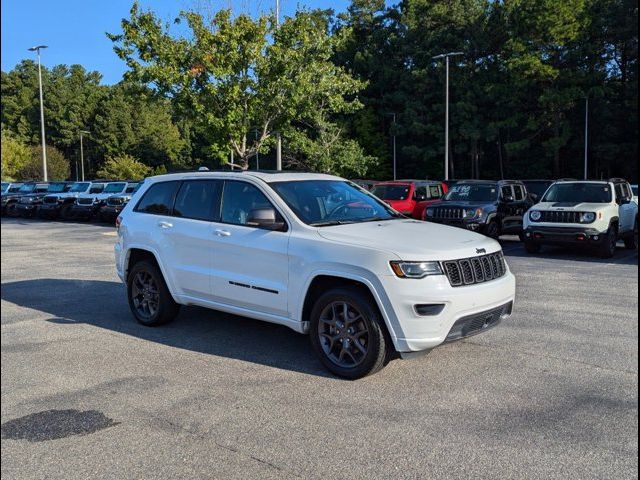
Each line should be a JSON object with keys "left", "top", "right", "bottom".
{"left": 214, "top": 229, "right": 232, "bottom": 237}
{"left": 158, "top": 221, "right": 173, "bottom": 229}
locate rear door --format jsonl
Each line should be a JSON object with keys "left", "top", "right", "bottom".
{"left": 209, "top": 180, "right": 290, "bottom": 317}
{"left": 164, "top": 179, "right": 223, "bottom": 300}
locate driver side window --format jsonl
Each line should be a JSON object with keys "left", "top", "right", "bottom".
{"left": 501, "top": 186, "right": 514, "bottom": 201}
{"left": 221, "top": 181, "right": 282, "bottom": 227}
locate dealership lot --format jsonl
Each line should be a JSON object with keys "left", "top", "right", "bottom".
{"left": 1, "top": 219, "right": 637, "bottom": 479}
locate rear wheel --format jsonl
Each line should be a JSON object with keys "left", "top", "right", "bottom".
{"left": 624, "top": 220, "right": 638, "bottom": 250}
{"left": 597, "top": 226, "right": 617, "bottom": 259}
{"left": 127, "top": 260, "right": 180, "bottom": 326}
{"left": 309, "top": 287, "right": 388, "bottom": 379}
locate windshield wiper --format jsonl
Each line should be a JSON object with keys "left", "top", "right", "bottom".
{"left": 310, "top": 220, "right": 355, "bottom": 227}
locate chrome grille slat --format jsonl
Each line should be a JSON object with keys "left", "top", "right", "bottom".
{"left": 443, "top": 252, "right": 507, "bottom": 288}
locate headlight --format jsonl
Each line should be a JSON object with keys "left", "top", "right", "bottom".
{"left": 530, "top": 210, "right": 542, "bottom": 221}
{"left": 426, "top": 208, "right": 435, "bottom": 217}
{"left": 464, "top": 208, "right": 482, "bottom": 219}
{"left": 581, "top": 212, "right": 596, "bottom": 223}
{"left": 390, "top": 261, "right": 443, "bottom": 279}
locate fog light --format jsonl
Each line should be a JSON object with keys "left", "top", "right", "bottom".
{"left": 415, "top": 304, "right": 446, "bottom": 316}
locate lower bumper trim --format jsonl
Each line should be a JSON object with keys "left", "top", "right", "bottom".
{"left": 444, "top": 301, "right": 513, "bottom": 343}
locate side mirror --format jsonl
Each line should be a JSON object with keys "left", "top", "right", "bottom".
{"left": 620, "top": 196, "right": 632, "bottom": 205}
{"left": 530, "top": 193, "right": 539, "bottom": 203}
{"left": 503, "top": 195, "right": 515, "bottom": 203}
{"left": 414, "top": 193, "right": 427, "bottom": 201}
{"left": 247, "top": 207, "right": 286, "bottom": 231}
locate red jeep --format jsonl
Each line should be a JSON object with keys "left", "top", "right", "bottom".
{"left": 371, "top": 180, "right": 447, "bottom": 219}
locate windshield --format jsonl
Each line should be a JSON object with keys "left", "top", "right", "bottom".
{"left": 104, "top": 182, "right": 126, "bottom": 193}
{"left": 444, "top": 184, "right": 499, "bottom": 202}
{"left": 18, "top": 184, "right": 36, "bottom": 193}
{"left": 271, "top": 180, "right": 402, "bottom": 226}
{"left": 542, "top": 183, "right": 612, "bottom": 203}
{"left": 47, "top": 183, "right": 67, "bottom": 193}
{"left": 370, "top": 184, "right": 411, "bottom": 201}
{"left": 69, "top": 182, "right": 90, "bottom": 193}
{"left": 524, "top": 181, "right": 552, "bottom": 198}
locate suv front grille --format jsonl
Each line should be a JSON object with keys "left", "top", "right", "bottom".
{"left": 442, "top": 251, "right": 506, "bottom": 287}
{"left": 540, "top": 211, "right": 581, "bottom": 223}
{"left": 432, "top": 207, "right": 463, "bottom": 220}
{"left": 107, "top": 197, "right": 125, "bottom": 206}
{"left": 43, "top": 196, "right": 59, "bottom": 204}
{"left": 77, "top": 197, "right": 94, "bottom": 206}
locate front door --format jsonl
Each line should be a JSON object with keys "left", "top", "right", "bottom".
{"left": 210, "top": 180, "right": 290, "bottom": 317}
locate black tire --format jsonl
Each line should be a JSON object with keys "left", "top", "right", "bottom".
{"left": 59, "top": 204, "right": 73, "bottom": 220}
{"left": 624, "top": 220, "right": 638, "bottom": 250}
{"left": 524, "top": 241, "right": 541, "bottom": 254}
{"left": 597, "top": 226, "right": 617, "bottom": 259}
{"left": 485, "top": 220, "right": 501, "bottom": 239}
{"left": 309, "top": 286, "right": 388, "bottom": 379}
{"left": 6, "top": 204, "right": 20, "bottom": 218}
{"left": 127, "top": 259, "right": 180, "bottom": 326}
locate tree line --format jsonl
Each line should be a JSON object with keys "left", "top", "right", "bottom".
{"left": 1, "top": 0, "right": 637, "bottom": 182}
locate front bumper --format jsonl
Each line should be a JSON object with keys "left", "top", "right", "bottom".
{"left": 100, "top": 205, "right": 124, "bottom": 219}
{"left": 15, "top": 203, "right": 39, "bottom": 216}
{"left": 523, "top": 226, "right": 606, "bottom": 246}
{"left": 38, "top": 203, "right": 62, "bottom": 216}
{"left": 70, "top": 204, "right": 98, "bottom": 218}
{"left": 377, "top": 270, "right": 516, "bottom": 352}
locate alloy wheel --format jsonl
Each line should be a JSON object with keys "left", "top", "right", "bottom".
{"left": 317, "top": 301, "right": 369, "bottom": 368}
{"left": 131, "top": 271, "right": 160, "bottom": 319}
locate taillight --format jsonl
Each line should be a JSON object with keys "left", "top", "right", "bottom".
{"left": 116, "top": 215, "right": 122, "bottom": 231}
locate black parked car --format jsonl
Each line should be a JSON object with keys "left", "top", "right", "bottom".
{"left": 2, "top": 182, "right": 49, "bottom": 216}
{"left": 15, "top": 182, "right": 72, "bottom": 218}
{"left": 523, "top": 180, "right": 554, "bottom": 204}
{"left": 424, "top": 180, "right": 534, "bottom": 240}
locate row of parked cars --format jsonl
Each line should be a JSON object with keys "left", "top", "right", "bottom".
{"left": 2, "top": 175, "right": 638, "bottom": 259}
{"left": 354, "top": 177, "right": 638, "bottom": 258}
{"left": 1, "top": 180, "right": 140, "bottom": 223}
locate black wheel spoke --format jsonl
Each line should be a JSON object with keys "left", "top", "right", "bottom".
{"left": 317, "top": 300, "right": 369, "bottom": 369}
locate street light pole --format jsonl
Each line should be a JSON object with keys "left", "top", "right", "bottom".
{"left": 433, "top": 51, "right": 463, "bottom": 181}
{"left": 386, "top": 113, "right": 397, "bottom": 180}
{"left": 79, "top": 130, "right": 90, "bottom": 181}
{"left": 584, "top": 95, "right": 589, "bottom": 180}
{"left": 275, "top": 0, "right": 282, "bottom": 171}
{"left": 28, "top": 45, "right": 48, "bottom": 181}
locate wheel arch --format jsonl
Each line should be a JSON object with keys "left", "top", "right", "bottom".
{"left": 299, "top": 272, "right": 399, "bottom": 351}
{"left": 124, "top": 247, "right": 178, "bottom": 301}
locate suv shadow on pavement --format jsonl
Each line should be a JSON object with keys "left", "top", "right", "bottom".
{"left": 1, "top": 278, "right": 333, "bottom": 378}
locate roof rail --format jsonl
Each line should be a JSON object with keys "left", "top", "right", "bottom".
{"left": 608, "top": 177, "right": 628, "bottom": 183}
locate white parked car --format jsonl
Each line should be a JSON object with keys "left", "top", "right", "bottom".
{"left": 114, "top": 172, "right": 516, "bottom": 378}
{"left": 523, "top": 179, "right": 638, "bottom": 258}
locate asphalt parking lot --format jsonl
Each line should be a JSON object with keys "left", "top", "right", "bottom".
{"left": 1, "top": 218, "right": 638, "bottom": 479}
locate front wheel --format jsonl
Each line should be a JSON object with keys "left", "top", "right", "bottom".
{"left": 309, "top": 287, "right": 388, "bottom": 379}
{"left": 485, "top": 221, "right": 501, "bottom": 239}
{"left": 127, "top": 260, "right": 180, "bottom": 326}
{"left": 597, "top": 226, "right": 618, "bottom": 259}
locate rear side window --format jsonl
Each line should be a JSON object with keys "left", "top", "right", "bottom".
{"left": 173, "top": 180, "right": 222, "bottom": 221}
{"left": 135, "top": 181, "right": 180, "bottom": 215}
{"left": 429, "top": 185, "right": 442, "bottom": 199}
{"left": 414, "top": 186, "right": 427, "bottom": 200}
{"left": 615, "top": 184, "right": 625, "bottom": 203}
{"left": 501, "top": 186, "right": 514, "bottom": 199}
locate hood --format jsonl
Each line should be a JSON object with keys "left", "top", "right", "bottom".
{"left": 77, "top": 192, "right": 118, "bottom": 201}
{"left": 317, "top": 219, "right": 500, "bottom": 261}
{"left": 534, "top": 201, "right": 609, "bottom": 211}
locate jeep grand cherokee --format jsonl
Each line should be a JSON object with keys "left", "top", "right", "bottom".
{"left": 114, "top": 172, "right": 516, "bottom": 379}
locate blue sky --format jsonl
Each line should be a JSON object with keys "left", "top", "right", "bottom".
{"left": 1, "top": 0, "right": 351, "bottom": 85}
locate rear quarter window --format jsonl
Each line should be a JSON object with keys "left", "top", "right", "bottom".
{"left": 135, "top": 181, "right": 180, "bottom": 215}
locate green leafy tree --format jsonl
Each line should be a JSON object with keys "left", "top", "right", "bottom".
{"left": 17, "top": 145, "right": 70, "bottom": 181}
{"left": 1, "top": 128, "right": 31, "bottom": 180}
{"left": 96, "top": 154, "right": 151, "bottom": 180}
{"left": 108, "top": 4, "right": 366, "bottom": 169}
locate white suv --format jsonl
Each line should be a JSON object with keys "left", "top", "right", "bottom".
{"left": 114, "top": 172, "right": 516, "bottom": 378}
{"left": 523, "top": 179, "right": 638, "bottom": 258}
